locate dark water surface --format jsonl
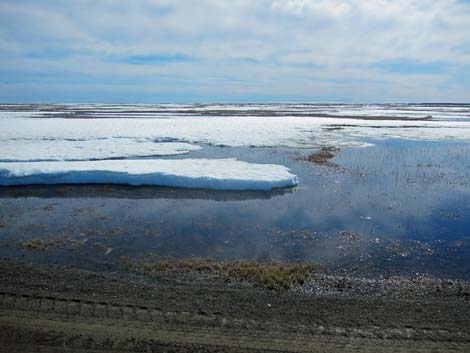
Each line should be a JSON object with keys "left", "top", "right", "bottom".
{"left": 1, "top": 139, "right": 470, "bottom": 279}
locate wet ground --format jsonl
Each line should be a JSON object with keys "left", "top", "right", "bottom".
{"left": 1, "top": 139, "right": 470, "bottom": 279}
{"left": 1, "top": 259, "right": 470, "bottom": 353}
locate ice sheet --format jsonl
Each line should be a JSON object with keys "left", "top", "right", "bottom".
{"left": 1, "top": 104, "right": 470, "bottom": 190}
{"left": 0, "top": 139, "right": 201, "bottom": 162}
{"left": 2, "top": 115, "right": 470, "bottom": 150}
{"left": 0, "top": 159, "right": 298, "bottom": 190}
{"left": 3, "top": 103, "right": 470, "bottom": 121}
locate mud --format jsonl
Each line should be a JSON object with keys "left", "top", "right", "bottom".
{"left": 1, "top": 259, "right": 470, "bottom": 352}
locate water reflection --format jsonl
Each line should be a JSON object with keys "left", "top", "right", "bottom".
{"left": 0, "top": 184, "right": 294, "bottom": 201}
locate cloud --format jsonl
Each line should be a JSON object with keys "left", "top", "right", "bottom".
{"left": 0, "top": 0, "right": 469, "bottom": 102}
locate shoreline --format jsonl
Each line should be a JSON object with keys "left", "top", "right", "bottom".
{"left": 1, "top": 259, "right": 470, "bottom": 352}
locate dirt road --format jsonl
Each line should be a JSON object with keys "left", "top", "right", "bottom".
{"left": 1, "top": 260, "right": 470, "bottom": 352}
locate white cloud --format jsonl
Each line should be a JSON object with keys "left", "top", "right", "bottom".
{"left": 0, "top": 0, "right": 469, "bottom": 102}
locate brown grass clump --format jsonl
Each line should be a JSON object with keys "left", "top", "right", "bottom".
{"left": 140, "top": 259, "right": 316, "bottom": 291}
{"left": 17, "top": 236, "right": 86, "bottom": 252}
{"left": 17, "top": 239, "right": 54, "bottom": 251}
{"left": 296, "top": 146, "right": 339, "bottom": 167}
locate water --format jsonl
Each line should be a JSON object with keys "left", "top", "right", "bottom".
{"left": 1, "top": 137, "right": 470, "bottom": 279}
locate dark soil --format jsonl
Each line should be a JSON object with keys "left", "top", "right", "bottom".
{"left": 1, "top": 259, "right": 470, "bottom": 352}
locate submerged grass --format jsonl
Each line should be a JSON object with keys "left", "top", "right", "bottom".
{"left": 140, "top": 259, "right": 316, "bottom": 291}
{"left": 295, "top": 146, "right": 340, "bottom": 167}
{"left": 17, "top": 236, "right": 86, "bottom": 252}
{"left": 17, "top": 239, "right": 54, "bottom": 251}
{"left": 294, "top": 146, "right": 361, "bottom": 176}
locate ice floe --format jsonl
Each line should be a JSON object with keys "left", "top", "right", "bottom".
{"left": 0, "top": 159, "right": 298, "bottom": 190}
{"left": 3, "top": 103, "right": 469, "bottom": 120}
{"left": 0, "top": 139, "right": 201, "bottom": 162}
{"left": 2, "top": 115, "right": 470, "bottom": 149}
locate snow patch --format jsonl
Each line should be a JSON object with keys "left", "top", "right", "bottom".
{"left": 0, "top": 159, "right": 298, "bottom": 190}
{"left": 2, "top": 115, "right": 470, "bottom": 150}
{"left": 0, "top": 139, "right": 201, "bottom": 162}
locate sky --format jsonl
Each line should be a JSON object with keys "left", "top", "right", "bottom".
{"left": 0, "top": 0, "right": 470, "bottom": 103}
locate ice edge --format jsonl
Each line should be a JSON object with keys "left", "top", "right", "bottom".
{"left": 0, "top": 159, "right": 299, "bottom": 191}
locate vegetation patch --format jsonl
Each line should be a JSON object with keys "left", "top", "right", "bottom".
{"left": 294, "top": 146, "right": 363, "bottom": 177}
{"left": 17, "top": 236, "right": 86, "bottom": 252}
{"left": 295, "top": 146, "right": 340, "bottom": 168}
{"left": 140, "top": 259, "right": 316, "bottom": 291}
{"left": 17, "top": 239, "right": 55, "bottom": 251}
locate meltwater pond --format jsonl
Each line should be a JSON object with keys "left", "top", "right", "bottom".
{"left": 1, "top": 139, "right": 470, "bottom": 279}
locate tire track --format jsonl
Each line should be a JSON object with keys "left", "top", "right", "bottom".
{"left": 2, "top": 290, "right": 470, "bottom": 352}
